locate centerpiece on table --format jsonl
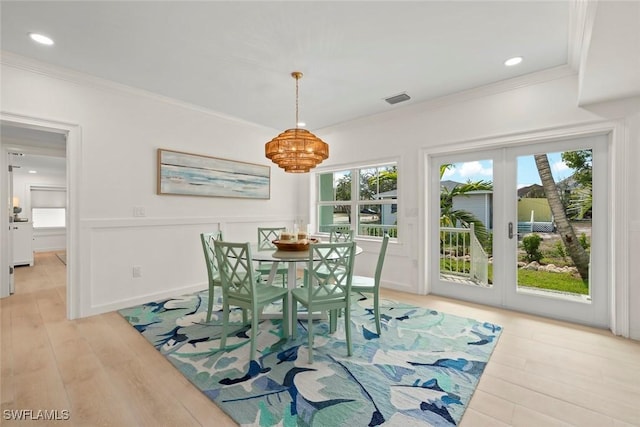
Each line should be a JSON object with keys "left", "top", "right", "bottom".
{"left": 272, "top": 227, "right": 319, "bottom": 251}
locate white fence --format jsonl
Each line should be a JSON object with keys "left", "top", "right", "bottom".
{"left": 440, "top": 223, "right": 489, "bottom": 286}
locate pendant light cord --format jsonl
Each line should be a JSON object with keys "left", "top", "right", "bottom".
{"left": 294, "top": 73, "right": 300, "bottom": 128}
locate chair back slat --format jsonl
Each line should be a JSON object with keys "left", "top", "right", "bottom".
{"left": 307, "top": 241, "right": 355, "bottom": 301}
{"left": 374, "top": 234, "right": 390, "bottom": 285}
{"left": 258, "top": 227, "right": 286, "bottom": 250}
{"left": 214, "top": 241, "right": 258, "bottom": 299}
{"left": 200, "top": 231, "right": 223, "bottom": 284}
{"left": 329, "top": 228, "right": 354, "bottom": 243}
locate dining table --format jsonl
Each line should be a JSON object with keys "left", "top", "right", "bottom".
{"left": 251, "top": 242, "right": 363, "bottom": 332}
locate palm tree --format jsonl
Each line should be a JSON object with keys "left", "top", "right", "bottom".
{"left": 534, "top": 154, "right": 590, "bottom": 280}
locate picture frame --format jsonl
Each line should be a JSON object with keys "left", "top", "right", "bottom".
{"left": 157, "top": 149, "right": 270, "bottom": 199}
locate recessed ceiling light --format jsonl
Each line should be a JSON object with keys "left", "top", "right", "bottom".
{"left": 29, "top": 33, "right": 54, "bottom": 46}
{"left": 28, "top": 170, "right": 37, "bottom": 174}
{"left": 504, "top": 56, "right": 523, "bottom": 67}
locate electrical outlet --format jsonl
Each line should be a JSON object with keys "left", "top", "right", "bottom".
{"left": 132, "top": 265, "right": 142, "bottom": 278}
{"left": 133, "top": 206, "right": 146, "bottom": 217}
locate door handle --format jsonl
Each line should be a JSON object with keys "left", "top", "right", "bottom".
{"left": 508, "top": 222, "right": 514, "bottom": 239}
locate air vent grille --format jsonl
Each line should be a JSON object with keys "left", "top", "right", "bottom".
{"left": 384, "top": 93, "right": 411, "bottom": 105}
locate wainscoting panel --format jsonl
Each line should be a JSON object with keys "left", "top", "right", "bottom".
{"left": 81, "top": 216, "right": 295, "bottom": 316}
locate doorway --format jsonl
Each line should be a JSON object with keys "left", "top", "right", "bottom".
{"left": 4, "top": 126, "right": 67, "bottom": 293}
{"left": 1, "top": 115, "right": 80, "bottom": 319}
{"left": 429, "top": 133, "right": 609, "bottom": 328}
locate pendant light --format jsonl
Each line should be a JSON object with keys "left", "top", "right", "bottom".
{"left": 265, "top": 72, "right": 329, "bottom": 173}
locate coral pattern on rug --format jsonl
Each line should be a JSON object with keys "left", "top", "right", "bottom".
{"left": 119, "top": 290, "right": 502, "bottom": 426}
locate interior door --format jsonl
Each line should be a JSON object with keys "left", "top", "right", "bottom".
{"left": 430, "top": 134, "right": 609, "bottom": 327}
{"left": 7, "top": 153, "right": 15, "bottom": 293}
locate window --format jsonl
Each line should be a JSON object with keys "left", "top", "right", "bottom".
{"left": 32, "top": 208, "right": 66, "bottom": 228}
{"left": 30, "top": 186, "right": 66, "bottom": 229}
{"left": 317, "top": 163, "right": 398, "bottom": 238}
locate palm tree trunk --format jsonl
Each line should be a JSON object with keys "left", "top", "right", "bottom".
{"left": 534, "top": 154, "right": 590, "bottom": 280}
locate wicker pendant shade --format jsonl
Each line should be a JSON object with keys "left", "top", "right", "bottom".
{"left": 265, "top": 72, "right": 329, "bottom": 173}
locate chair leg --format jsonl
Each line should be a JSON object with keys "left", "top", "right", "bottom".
{"left": 307, "top": 314, "right": 314, "bottom": 364}
{"left": 250, "top": 307, "right": 258, "bottom": 361}
{"left": 206, "top": 285, "right": 214, "bottom": 323}
{"left": 281, "top": 294, "right": 289, "bottom": 339}
{"left": 329, "top": 309, "right": 337, "bottom": 334}
{"left": 291, "top": 298, "right": 298, "bottom": 339}
{"left": 345, "top": 303, "right": 352, "bottom": 357}
{"left": 374, "top": 292, "right": 381, "bottom": 335}
{"left": 220, "top": 302, "right": 229, "bottom": 351}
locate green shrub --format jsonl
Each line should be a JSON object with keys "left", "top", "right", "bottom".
{"left": 522, "top": 233, "right": 543, "bottom": 262}
{"left": 554, "top": 241, "right": 567, "bottom": 261}
{"left": 579, "top": 233, "right": 590, "bottom": 250}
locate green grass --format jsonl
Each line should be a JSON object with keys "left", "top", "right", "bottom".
{"left": 440, "top": 259, "right": 589, "bottom": 295}
{"left": 517, "top": 269, "right": 589, "bottom": 295}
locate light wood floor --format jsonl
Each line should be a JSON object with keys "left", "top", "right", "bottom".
{"left": 2, "top": 252, "right": 639, "bottom": 427}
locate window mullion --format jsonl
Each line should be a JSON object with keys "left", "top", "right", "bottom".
{"left": 351, "top": 168, "right": 358, "bottom": 228}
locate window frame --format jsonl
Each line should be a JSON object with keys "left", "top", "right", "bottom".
{"left": 314, "top": 160, "right": 399, "bottom": 240}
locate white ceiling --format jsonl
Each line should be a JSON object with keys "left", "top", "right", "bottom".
{"left": 1, "top": 1, "right": 638, "bottom": 176}
{"left": 1, "top": 1, "right": 573, "bottom": 131}
{"left": 2, "top": 125, "right": 66, "bottom": 176}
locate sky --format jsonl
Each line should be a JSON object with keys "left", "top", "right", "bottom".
{"left": 441, "top": 152, "right": 573, "bottom": 188}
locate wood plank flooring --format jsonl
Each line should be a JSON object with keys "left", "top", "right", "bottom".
{"left": 2, "top": 251, "right": 639, "bottom": 426}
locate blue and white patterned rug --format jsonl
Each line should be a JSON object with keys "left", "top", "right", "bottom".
{"left": 118, "top": 289, "right": 502, "bottom": 426}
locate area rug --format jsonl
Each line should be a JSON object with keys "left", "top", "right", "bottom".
{"left": 119, "top": 290, "right": 502, "bottom": 426}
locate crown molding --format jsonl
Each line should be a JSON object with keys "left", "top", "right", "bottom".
{"left": 568, "top": 0, "right": 599, "bottom": 72}
{"left": 0, "top": 51, "right": 272, "bottom": 131}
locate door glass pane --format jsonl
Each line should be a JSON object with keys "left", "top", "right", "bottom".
{"left": 516, "top": 150, "right": 592, "bottom": 300}
{"left": 439, "top": 160, "right": 493, "bottom": 287}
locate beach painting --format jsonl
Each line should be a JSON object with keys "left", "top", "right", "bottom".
{"left": 157, "top": 149, "right": 270, "bottom": 199}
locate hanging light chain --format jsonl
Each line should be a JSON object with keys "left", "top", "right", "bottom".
{"left": 292, "top": 71, "right": 302, "bottom": 128}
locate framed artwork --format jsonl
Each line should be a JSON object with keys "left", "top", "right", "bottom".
{"left": 157, "top": 149, "right": 270, "bottom": 199}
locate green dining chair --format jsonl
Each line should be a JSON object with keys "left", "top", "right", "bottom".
{"left": 256, "top": 227, "right": 289, "bottom": 286}
{"left": 329, "top": 227, "right": 354, "bottom": 243}
{"left": 213, "top": 241, "right": 290, "bottom": 361}
{"left": 291, "top": 241, "right": 356, "bottom": 363}
{"left": 351, "top": 234, "right": 390, "bottom": 335}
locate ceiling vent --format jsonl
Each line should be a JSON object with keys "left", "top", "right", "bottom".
{"left": 384, "top": 93, "right": 411, "bottom": 105}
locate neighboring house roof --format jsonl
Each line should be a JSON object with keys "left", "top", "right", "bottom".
{"left": 441, "top": 180, "right": 461, "bottom": 192}
{"left": 374, "top": 190, "right": 397, "bottom": 199}
{"left": 441, "top": 180, "right": 493, "bottom": 195}
{"left": 518, "top": 184, "right": 545, "bottom": 198}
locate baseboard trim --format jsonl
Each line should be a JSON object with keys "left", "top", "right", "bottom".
{"left": 87, "top": 282, "right": 207, "bottom": 317}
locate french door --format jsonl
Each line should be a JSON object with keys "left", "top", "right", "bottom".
{"left": 429, "top": 134, "right": 609, "bottom": 327}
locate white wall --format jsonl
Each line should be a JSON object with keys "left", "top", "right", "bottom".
{"left": 1, "top": 58, "right": 300, "bottom": 316}
{"left": 305, "top": 72, "right": 639, "bottom": 339}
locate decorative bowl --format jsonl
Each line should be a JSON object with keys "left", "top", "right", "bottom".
{"left": 272, "top": 238, "right": 319, "bottom": 252}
